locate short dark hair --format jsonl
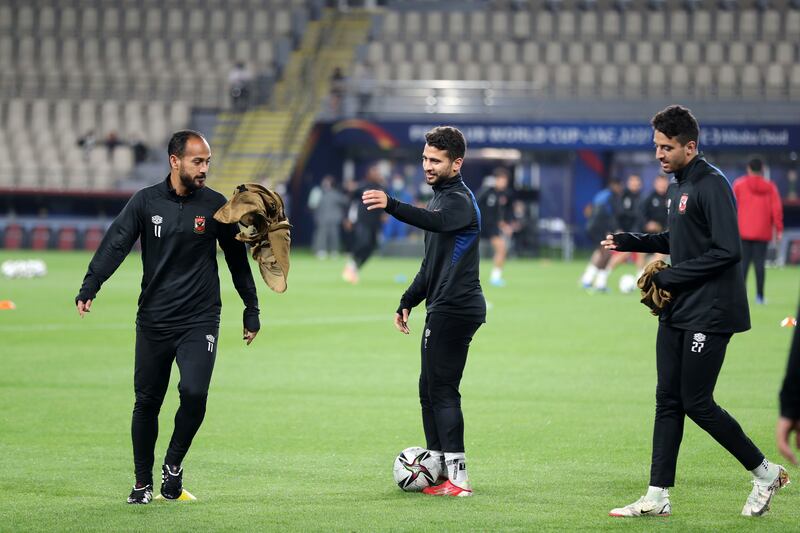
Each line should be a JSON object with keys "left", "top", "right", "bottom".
{"left": 167, "top": 130, "right": 206, "bottom": 158}
{"left": 747, "top": 157, "right": 763, "bottom": 173}
{"left": 651, "top": 105, "right": 699, "bottom": 146}
{"left": 424, "top": 126, "right": 466, "bottom": 161}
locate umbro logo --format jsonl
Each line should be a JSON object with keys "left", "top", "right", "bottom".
{"left": 152, "top": 215, "right": 163, "bottom": 238}
{"left": 691, "top": 332, "right": 706, "bottom": 353}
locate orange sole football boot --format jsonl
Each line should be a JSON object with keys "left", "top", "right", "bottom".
{"left": 422, "top": 480, "right": 472, "bottom": 497}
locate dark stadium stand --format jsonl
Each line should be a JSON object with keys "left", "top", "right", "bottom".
{"left": 0, "top": 0, "right": 798, "bottom": 254}
{"left": 0, "top": 0, "right": 308, "bottom": 190}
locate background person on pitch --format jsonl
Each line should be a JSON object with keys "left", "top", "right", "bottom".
{"left": 638, "top": 173, "right": 671, "bottom": 266}
{"left": 307, "top": 174, "right": 347, "bottom": 259}
{"left": 596, "top": 174, "right": 644, "bottom": 278}
{"left": 477, "top": 168, "right": 517, "bottom": 287}
{"left": 732, "top": 157, "right": 784, "bottom": 305}
{"left": 579, "top": 177, "right": 623, "bottom": 291}
{"left": 602, "top": 105, "right": 788, "bottom": 518}
{"left": 598, "top": 174, "right": 646, "bottom": 286}
{"left": 341, "top": 165, "right": 385, "bottom": 284}
{"left": 362, "top": 126, "right": 485, "bottom": 497}
{"left": 75, "top": 130, "right": 260, "bottom": 504}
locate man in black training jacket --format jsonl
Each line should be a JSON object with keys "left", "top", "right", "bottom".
{"left": 777, "top": 298, "right": 800, "bottom": 466}
{"left": 362, "top": 126, "right": 485, "bottom": 497}
{"left": 76, "top": 130, "right": 260, "bottom": 504}
{"left": 603, "top": 106, "right": 788, "bottom": 518}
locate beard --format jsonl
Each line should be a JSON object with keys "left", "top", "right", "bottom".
{"left": 179, "top": 168, "right": 206, "bottom": 192}
{"left": 425, "top": 164, "right": 455, "bottom": 186}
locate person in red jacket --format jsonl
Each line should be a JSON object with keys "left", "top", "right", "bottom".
{"left": 732, "top": 158, "right": 783, "bottom": 304}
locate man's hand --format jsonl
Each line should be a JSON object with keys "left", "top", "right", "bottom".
{"left": 243, "top": 328, "right": 258, "bottom": 346}
{"left": 76, "top": 299, "right": 92, "bottom": 318}
{"left": 394, "top": 309, "right": 410, "bottom": 335}
{"left": 600, "top": 234, "right": 618, "bottom": 251}
{"left": 362, "top": 189, "right": 388, "bottom": 211}
{"left": 776, "top": 416, "right": 800, "bottom": 465}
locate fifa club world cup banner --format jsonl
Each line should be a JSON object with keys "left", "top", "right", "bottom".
{"left": 329, "top": 120, "right": 800, "bottom": 151}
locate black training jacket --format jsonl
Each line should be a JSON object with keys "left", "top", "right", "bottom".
{"left": 76, "top": 177, "right": 259, "bottom": 330}
{"left": 779, "top": 299, "right": 800, "bottom": 419}
{"left": 385, "top": 175, "right": 486, "bottom": 323}
{"left": 614, "top": 155, "right": 750, "bottom": 333}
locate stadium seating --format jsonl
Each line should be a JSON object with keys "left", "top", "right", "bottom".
{"left": 1, "top": 1, "right": 798, "bottom": 192}
{"left": 353, "top": 1, "right": 800, "bottom": 105}
{"left": 0, "top": 0, "right": 304, "bottom": 190}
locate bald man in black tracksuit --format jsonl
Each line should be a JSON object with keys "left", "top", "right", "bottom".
{"left": 606, "top": 106, "right": 788, "bottom": 519}
{"left": 75, "top": 131, "right": 260, "bottom": 504}
{"left": 362, "top": 126, "right": 485, "bottom": 497}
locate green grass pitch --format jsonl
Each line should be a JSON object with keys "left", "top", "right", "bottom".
{"left": 0, "top": 250, "right": 798, "bottom": 532}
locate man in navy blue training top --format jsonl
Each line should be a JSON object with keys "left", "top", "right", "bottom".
{"left": 362, "top": 126, "right": 485, "bottom": 497}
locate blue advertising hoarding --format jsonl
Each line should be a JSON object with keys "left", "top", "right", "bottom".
{"left": 330, "top": 119, "right": 800, "bottom": 151}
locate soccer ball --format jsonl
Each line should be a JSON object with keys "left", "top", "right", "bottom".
{"left": 618, "top": 274, "right": 638, "bottom": 294}
{"left": 393, "top": 447, "right": 441, "bottom": 491}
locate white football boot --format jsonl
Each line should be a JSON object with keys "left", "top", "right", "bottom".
{"left": 609, "top": 496, "right": 671, "bottom": 517}
{"left": 741, "top": 465, "right": 790, "bottom": 517}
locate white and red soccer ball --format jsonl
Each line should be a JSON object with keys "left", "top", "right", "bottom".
{"left": 393, "top": 447, "right": 442, "bottom": 492}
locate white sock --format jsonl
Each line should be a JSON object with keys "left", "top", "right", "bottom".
{"left": 581, "top": 264, "right": 598, "bottom": 285}
{"left": 427, "top": 449, "right": 445, "bottom": 473}
{"left": 645, "top": 486, "right": 669, "bottom": 501}
{"left": 751, "top": 458, "right": 778, "bottom": 482}
{"left": 491, "top": 267, "right": 502, "bottom": 281}
{"left": 594, "top": 269, "right": 610, "bottom": 289}
{"left": 444, "top": 452, "right": 470, "bottom": 489}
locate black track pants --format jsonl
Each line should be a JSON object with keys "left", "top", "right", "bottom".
{"left": 418, "top": 313, "right": 481, "bottom": 454}
{"left": 741, "top": 240, "right": 768, "bottom": 300}
{"left": 132, "top": 325, "right": 218, "bottom": 484}
{"left": 351, "top": 224, "right": 378, "bottom": 268}
{"left": 649, "top": 323, "right": 763, "bottom": 487}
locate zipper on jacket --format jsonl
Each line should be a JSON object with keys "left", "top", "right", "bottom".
{"left": 177, "top": 200, "right": 184, "bottom": 232}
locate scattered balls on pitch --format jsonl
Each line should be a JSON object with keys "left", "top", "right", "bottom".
{"left": 393, "top": 447, "right": 442, "bottom": 491}
{"left": 618, "top": 274, "right": 638, "bottom": 294}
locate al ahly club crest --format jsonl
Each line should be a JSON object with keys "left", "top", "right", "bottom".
{"left": 678, "top": 193, "right": 689, "bottom": 214}
{"left": 194, "top": 215, "right": 206, "bottom": 234}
